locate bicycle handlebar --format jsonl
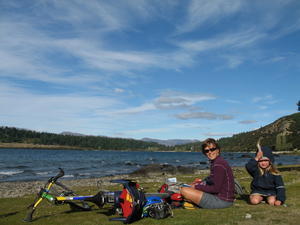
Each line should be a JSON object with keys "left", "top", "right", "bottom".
{"left": 48, "top": 168, "right": 64, "bottom": 183}
{"left": 24, "top": 168, "right": 71, "bottom": 222}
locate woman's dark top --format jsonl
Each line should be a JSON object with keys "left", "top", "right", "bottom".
{"left": 195, "top": 156, "right": 235, "bottom": 202}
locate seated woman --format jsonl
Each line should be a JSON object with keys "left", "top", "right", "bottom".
{"left": 246, "top": 142, "right": 285, "bottom": 206}
{"left": 180, "top": 138, "right": 235, "bottom": 209}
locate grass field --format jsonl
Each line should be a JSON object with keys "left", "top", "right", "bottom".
{"left": 0, "top": 166, "right": 299, "bottom": 225}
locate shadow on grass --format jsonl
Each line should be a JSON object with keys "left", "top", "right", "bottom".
{"left": 278, "top": 165, "right": 300, "bottom": 171}
{"left": 0, "top": 211, "right": 20, "bottom": 218}
{"left": 26, "top": 214, "right": 52, "bottom": 222}
{"left": 26, "top": 208, "right": 103, "bottom": 222}
{"left": 98, "top": 208, "right": 117, "bottom": 216}
{"left": 236, "top": 194, "right": 250, "bottom": 202}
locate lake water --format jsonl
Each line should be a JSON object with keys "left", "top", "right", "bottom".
{"left": 0, "top": 148, "right": 299, "bottom": 182}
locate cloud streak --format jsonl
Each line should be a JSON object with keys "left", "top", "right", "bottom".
{"left": 1, "top": 0, "right": 299, "bottom": 87}
{"left": 175, "top": 112, "right": 234, "bottom": 120}
{"left": 202, "top": 132, "right": 233, "bottom": 137}
{"left": 111, "top": 91, "right": 216, "bottom": 115}
{"left": 239, "top": 120, "right": 257, "bottom": 124}
{"left": 177, "top": 0, "right": 243, "bottom": 34}
{"left": 154, "top": 91, "right": 215, "bottom": 109}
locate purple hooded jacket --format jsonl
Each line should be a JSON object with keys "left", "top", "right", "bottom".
{"left": 195, "top": 156, "right": 235, "bottom": 202}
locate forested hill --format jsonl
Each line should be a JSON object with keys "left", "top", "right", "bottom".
{"left": 175, "top": 112, "right": 300, "bottom": 152}
{"left": 0, "top": 127, "right": 168, "bottom": 151}
{"left": 1, "top": 113, "right": 299, "bottom": 152}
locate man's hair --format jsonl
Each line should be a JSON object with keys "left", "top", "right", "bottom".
{"left": 201, "top": 138, "right": 220, "bottom": 154}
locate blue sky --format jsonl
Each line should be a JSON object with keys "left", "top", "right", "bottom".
{"left": 0, "top": 0, "right": 299, "bottom": 141}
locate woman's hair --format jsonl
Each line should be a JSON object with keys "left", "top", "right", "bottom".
{"left": 258, "top": 163, "right": 280, "bottom": 175}
{"left": 201, "top": 138, "right": 220, "bottom": 154}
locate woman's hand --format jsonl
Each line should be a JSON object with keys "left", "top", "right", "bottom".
{"left": 255, "top": 138, "right": 263, "bottom": 161}
{"left": 190, "top": 178, "right": 202, "bottom": 186}
{"left": 192, "top": 178, "right": 202, "bottom": 184}
{"left": 194, "top": 178, "right": 202, "bottom": 183}
{"left": 190, "top": 183, "right": 196, "bottom": 188}
{"left": 256, "top": 139, "right": 262, "bottom": 152}
{"left": 255, "top": 150, "right": 263, "bottom": 161}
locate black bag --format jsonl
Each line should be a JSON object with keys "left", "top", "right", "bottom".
{"left": 144, "top": 202, "right": 173, "bottom": 219}
{"left": 109, "top": 179, "right": 147, "bottom": 224}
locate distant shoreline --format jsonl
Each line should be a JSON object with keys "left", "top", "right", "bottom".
{"left": 0, "top": 142, "right": 90, "bottom": 150}
{"left": 1, "top": 142, "right": 299, "bottom": 155}
{"left": 0, "top": 143, "right": 171, "bottom": 152}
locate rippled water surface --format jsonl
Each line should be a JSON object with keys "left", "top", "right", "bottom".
{"left": 0, "top": 148, "right": 299, "bottom": 182}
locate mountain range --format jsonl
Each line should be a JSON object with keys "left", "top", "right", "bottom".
{"left": 59, "top": 133, "right": 199, "bottom": 146}
{"left": 141, "top": 138, "right": 199, "bottom": 146}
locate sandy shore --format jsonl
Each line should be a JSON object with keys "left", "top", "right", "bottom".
{"left": 0, "top": 174, "right": 184, "bottom": 199}
{"left": 0, "top": 174, "right": 133, "bottom": 198}
{"left": 0, "top": 168, "right": 209, "bottom": 198}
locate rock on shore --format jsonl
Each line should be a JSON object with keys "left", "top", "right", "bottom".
{"left": 0, "top": 175, "right": 131, "bottom": 198}
{"left": 0, "top": 164, "right": 207, "bottom": 198}
{"left": 130, "top": 163, "right": 197, "bottom": 176}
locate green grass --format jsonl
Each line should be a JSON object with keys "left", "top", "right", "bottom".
{"left": 1, "top": 167, "right": 299, "bottom": 225}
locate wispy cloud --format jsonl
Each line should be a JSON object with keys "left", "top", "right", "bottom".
{"left": 226, "top": 99, "right": 241, "bottom": 104}
{"left": 114, "top": 88, "right": 125, "bottom": 93}
{"left": 239, "top": 120, "right": 257, "bottom": 124}
{"left": 177, "top": 0, "right": 243, "bottom": 34}
{"left": 252, "top": 95, "right": 280, "bottom": 111}
{"left": 172, "top": 28, "right": 268, "bottom": 68}
{"left": 252, "top": 95, "right": 271, "bottom": 103}
{"left": 265, "top": 56, "right": 286, "bottom": 63}
{"left": 252, "top": 95, "right": 278, "bottom": 104}
{"left": 173, "top": 0, "right": 300, "bottom": 69}
{"left": 29, "top": 0, "right": 159, "bottom": 32}
{"left": 0, "top": 18, "right": 196, "bottom": 88}
{"left": 0, "top": 82, "right": 122, "bottom": 133}
{"left": 112, "top": 103, "right": 156, "bottom": 115}
{"left": 0, "top": 0, "right": 298, "bottom": 140}
{"left": 268, "top": 11, "right": 300, "bottom": 40}
{"left": 221, "top": 54, "right": 245, "bottom": 68}
{"left": 258, "top": 106, "right": 268, "bottom": 110}
{"left": 175, "top": 112, "right": 234, "bottom": 120}
{"left": 117, "top": 127, "right": 171, "bottom": 136}
{"left": 111, "top": 91, "right": 216, "bottom": 115}
{"left": 1, "top": 0, "right": 299, "bottom": 86}
{"left": 55, "top": 38, "right": 195, "bottom": 72}
{"left": 177, "top": 0, "right": 300, "bottom": 37}
{"left": 176, "top": 29, "right": 266, "bottom": 52}
{"left": 154, "top": 91, "right": 215, "bottom": 109}
{"left": 202, "top": 132, "right": 233, "bottom": 137}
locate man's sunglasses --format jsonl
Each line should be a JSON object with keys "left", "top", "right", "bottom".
{"left": 204, "top": 147, "right": 218, "bottom": 154}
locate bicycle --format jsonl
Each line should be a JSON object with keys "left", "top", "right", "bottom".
{"left": 23, "top": 168, "right": 171, "bottom": 224}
